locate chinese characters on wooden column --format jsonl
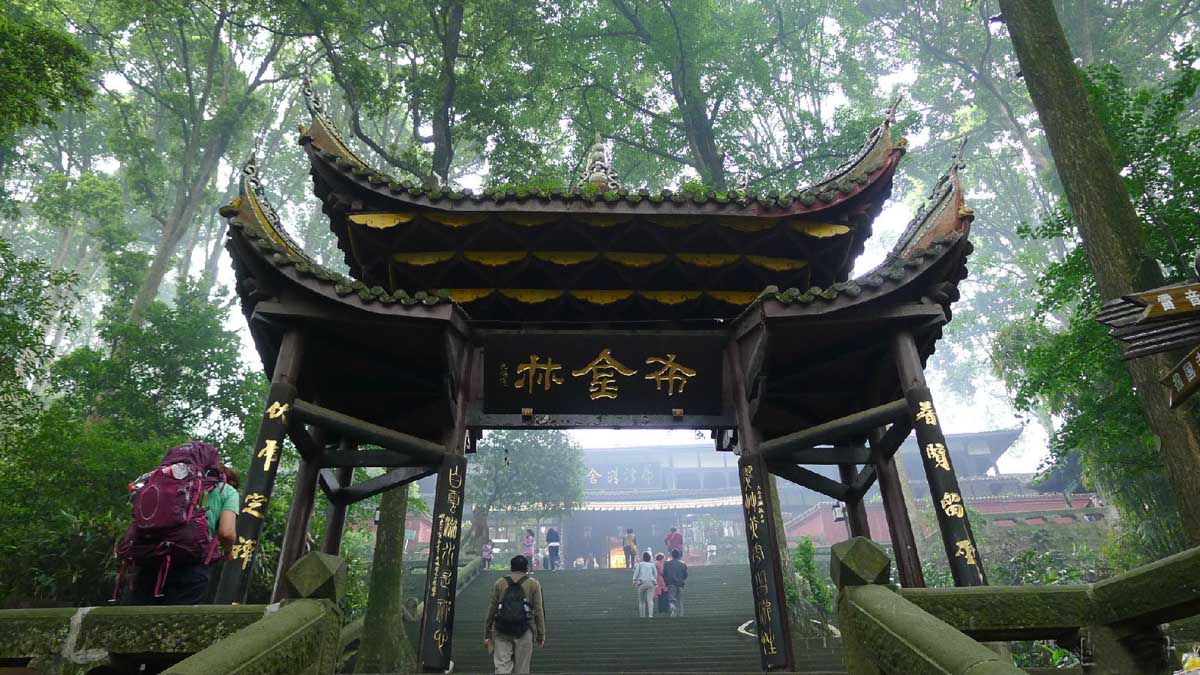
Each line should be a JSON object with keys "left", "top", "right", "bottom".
{"left": 420, "top": 455, "right": 468, "bottom": 672}
{"left": 738, "top": 455, "right": 794, "bottom": 671}
{"left": 905, "top": 387, "right": 986, "bottom": 586}
{"left": 215, "top": 383, "right": 296, "bottom": 603}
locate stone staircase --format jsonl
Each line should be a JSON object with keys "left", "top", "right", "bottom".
{"left": 435, "top": 564, "right": 844, "bottom": 674}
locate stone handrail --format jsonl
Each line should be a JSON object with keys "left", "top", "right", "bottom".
{"left": 165, "top": 598, "right": 341, "bottom": 675}
{"left": 831, "top": 538, "right": 1025, "bottom": 675}
{"left": 0, "top": 604, "right": 272, "bottom": 674}
{"left": 166, "top": 551, "right": 347, "bottom": 675}
{"left": 0, "top": 551, "right": 347, "bottom": 675}
{"left": 833, "top": 537, "right": 1200, "bottom": 675}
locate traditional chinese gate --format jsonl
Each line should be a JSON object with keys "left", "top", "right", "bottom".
{"left": 214, "top": 85, "right": 988, "bottom": 672}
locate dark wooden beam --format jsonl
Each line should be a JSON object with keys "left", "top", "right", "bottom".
{"left": 774, "top": 445, "right": 872, "bottom": 465}
{"left": 895, "top": 329, "right": 986, "bottom": 587}
{"left": 839, "top": 464, "right": 872, "bottom": 538}
{"left": 759, "top": 398, "right": 909, "bottom": 460}
{"left": 870, "top": 427, "right": 924, "bottom": 587}
{"left": 287, "top": 421, "right": 323, "bottom": 463}
{"left": 318, "top": 468, "right": 342, "bottom": 500}
{"left": 321, "top": 463, "right": 353, "bottom": 556}
{"left": 768, "top": 462, "right": 849, "bottom": 501}
{"left": 878, "top": 419, "right": 914, "bottom": 459}
{"left": 321, "top": 448, "right": 425, "bottom": 468}
{"left": 215, "top": 328, "right": 304, "bottom": 605}
{"left": 333, "top": 466, "right": 437, "bottom": 506}
{"left": 292, "top": 399, "right": 447, "bottom": 464}
{"left": 851, "top": 465, "right": 878, "bottom": 497}
{"left": 274, "top": 426, "right": 323, "bottom": 603}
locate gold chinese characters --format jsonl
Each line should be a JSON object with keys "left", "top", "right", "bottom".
{"left": 924, "top": 443, "right": 950, "bottom": 471}
{"left": 508, "top": 348, "right": 698, "bottom": 401}
{"left": 514, "top": 355, "right": 564, "bottom": 392}
{"left": 572, "top": 348, "right": 638, "bottom": 399}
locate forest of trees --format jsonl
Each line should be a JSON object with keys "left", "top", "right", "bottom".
{"left": 1, "top": 0, "right": 1198, "bottom": 610}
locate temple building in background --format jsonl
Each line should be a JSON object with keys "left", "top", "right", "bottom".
{"left": 452, "top": 429, "right": 1109, "bottom": 568}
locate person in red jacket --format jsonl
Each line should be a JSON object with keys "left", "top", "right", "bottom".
{"left": 664, "top": 527, "right": 683, "bottom": 557}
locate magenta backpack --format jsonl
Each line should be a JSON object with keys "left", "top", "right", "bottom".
{"left": 112, "top": 441, "right": 225, "bottom": 601}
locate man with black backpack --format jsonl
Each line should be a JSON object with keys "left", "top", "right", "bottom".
{"left": 484, "top": 555, "right": 546, "bottom": 674}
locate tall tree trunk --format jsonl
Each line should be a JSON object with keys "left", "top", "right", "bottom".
{"left": 468, "top": 502, "right": 491, "bottom": 549}
{"left": 198, "top": 219, "right": 228, "bottom": 298}
{"left": 355, "top": 487, "right": 418, "bottom": 673}
{"left": 429, "top": 0, "right": 464, "bottom": 185}
{"left": 127, "top": 132, "right": 227, "bottom": 326}
{"left": 1000, "top": 0, "right": 1200, "bottom": 546}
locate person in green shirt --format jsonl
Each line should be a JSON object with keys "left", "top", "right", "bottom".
{"left": 128, "top": 465, "right": 239, "bottom": 605}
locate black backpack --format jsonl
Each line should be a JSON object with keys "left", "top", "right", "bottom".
{"left": 494, "top": 576, "right": 532, "bottom": 637}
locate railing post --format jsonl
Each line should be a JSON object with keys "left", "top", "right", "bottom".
{"left": 216, "top": 329, "right": 305, "bottom": 604}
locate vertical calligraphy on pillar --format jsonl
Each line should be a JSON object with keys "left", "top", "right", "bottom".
{"left": 737, "top": 454, "right": 794, "bottom": 671}
{"left": 905, "top": 386, "right": 986, "bottom": 586}
{"left": 420, "top": 455, "right": 468, "bottom": 671}
{"left": 215, "top": 382, "right": 296, "bottom": 603}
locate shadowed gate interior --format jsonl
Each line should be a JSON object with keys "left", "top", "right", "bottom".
{"left": 215, "top": 83, "right": 985, "bottom": 672}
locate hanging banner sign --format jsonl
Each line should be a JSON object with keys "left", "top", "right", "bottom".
{"left": 1163, "top": 344, "right": 1200, "bottom": 408}
{"left": 1131, "top": 282, "right": 1200, "bottom": 322}
{"left": 475, "top": 330, "right": 730, "bottom": 427}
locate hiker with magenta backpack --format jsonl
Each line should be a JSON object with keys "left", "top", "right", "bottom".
{"left": 112, "top": 441, "right": 239, "bottom": 605}
{"left": 484, "top": 555, "right": 546, "bottom": 674}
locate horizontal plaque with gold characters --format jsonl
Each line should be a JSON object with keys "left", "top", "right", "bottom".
{"left": 480, "top": 329, "right": 725, "bottom": 420}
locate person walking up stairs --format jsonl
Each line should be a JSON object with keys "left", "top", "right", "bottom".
{"left": 484, "top": 555, "right": 546, "bottom": 674}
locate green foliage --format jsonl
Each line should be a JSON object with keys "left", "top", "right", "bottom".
{"left": 465, "top": 430, "right": 585, "bottom": 543}
{"left": 0, "top": 239, "right": 77, "bottom": 440}
{"left": 991, "top": 51, "right": 1199, "bottom": 566}
{"left": 790, "top": 538, "right": 833, "bottom": 613}
{"left": 0, "top": 11, "right": 92, "bottom": 138}
{"left": 0, "top": 280, "right": 264, "bottom": 606}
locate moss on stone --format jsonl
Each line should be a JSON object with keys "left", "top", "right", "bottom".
{"left": 0, "top": 607, "right": 74, "bottom": 660}
{"left": 76, "top": 605, "right": 267, "bottom": 655}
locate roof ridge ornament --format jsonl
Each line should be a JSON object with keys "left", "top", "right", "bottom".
{"left": 577, "top": 131, "right": 621, "bottom": 191}
{"left": 301, "top": 69, "right": 369, "bottom": 170}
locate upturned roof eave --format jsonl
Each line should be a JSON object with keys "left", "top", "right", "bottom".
{"left": 299, "top": 86, "right": 904, "bottom": 219}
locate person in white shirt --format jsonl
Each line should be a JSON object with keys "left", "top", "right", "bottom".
{"left": 631, "top": 551, "right": 658, "bottom": 618}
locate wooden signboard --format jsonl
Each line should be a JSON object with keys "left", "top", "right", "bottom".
{"left": 1164, "top": 344, "right": 1200, "bottom": 408}
{"left": 473, "top": 330, "right": 732, "bottom": 428}
{"left": 420, "top": 455, "right": 467, "bottom": 672}
{"left": 1131, "top": 282, "right": 1200, "bottom": 322}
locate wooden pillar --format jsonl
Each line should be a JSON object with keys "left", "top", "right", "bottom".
{"left": 739, "top": 454, "right": 796, "bottom": 671}
{"left": 838, "top": 464, "right": 872, "bottom": 539}
{"left": 215, "top": 329, "right": 304, "bottom": 604}
{"left": 271, "top": 427, "right": 323, "bottom": 602}
{"left": 870, "top": 428, "right": 925, "bottom": 587}
{"left": 894, "top": 330, "right": 986, "bottom": 586}
{"left": 320, "top": 457, "right": 354, "bottom": 556}
{"left": 727, "top": 344, "right": 795, "bottom": 672}
{"left": 419, "top": 454, "right": 468, "bottom": 672}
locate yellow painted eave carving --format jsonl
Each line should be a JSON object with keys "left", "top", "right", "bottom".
{"left": 464, "top": 251, "right": 528, "bottom": 266}
{"left": 447, "top": 288, "right": 495, "bottom": 303}
{"left": 394, "top": 251, "right": 455, "bottom": 266}
{"left": 498, "top": 289, "right": 564, "bottom": 303}
{"left": 791, "top": 221, "right": 851, "bottom": 238}
{"left": 572, "top": 290, "right": 635, "bottom": 305}
{"left": 639, "top": 291, "right": 702, "bottom": 305}
{"left": 350, "top": 212, "right": 416, "bottom": 229}
{"left": 425, "top": 212, "right": 488, "bottom": 227}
